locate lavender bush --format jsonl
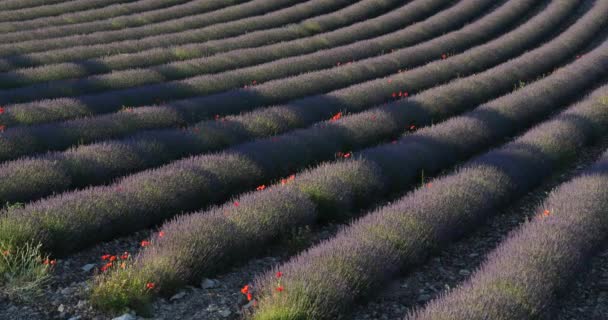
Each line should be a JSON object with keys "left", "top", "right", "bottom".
{"left": 0, "top": 0, "right": 314, "bottom": 56}
{"left": 1, "top": 6, "right": 605, "bottom": 262}
{"left": 0, "top": 0, "right": 354, "bottom": 71}
{"left": 0, "top": 0, "right": 598, "bottom": 208}
{"left": 0, "top": 0, "right": 501, "bottom": 102}
{"left": 90, "top": 48, "right": 608, "bottom": 312}
{"left": 0, "top": 0, "right": 69, "bottom": 11}
{"left": 0, "top": 0, "right": 128, "bottom": 23}
{"left": 408, "top": 96, "right": 608, "bottom": 320}
{"left": 0, "top": 0, "right": 572, "bottom": 150}
{"left": 250, "top": 62, "right": 608, "bottom": 320}
{"left": 0, "top": 0, "right": 454, "bottom": 89}
{"left": 0, "top": 0, "right": 243, "bottom": 43}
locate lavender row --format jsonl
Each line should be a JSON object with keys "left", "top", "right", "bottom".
{"left": 0, "top": 0, "right": 554, "bottom": 124}
{"left": 0, "top": 0, "right": 246, "bottom": 43}
{"left": 0, "top": 0, "right": 68, "bottom": 12}
{"left": 0, "top": 0, "right": 319, "bottom": 57}
{"left": 0, "top": 0, "right": 357, "bottom": 71}
{"left": 0, "top": 0, "right": 196, "bottom": 33}
{"left": 408, "top": 95, "right": 608, "bottom": 320}
{"left": 0, "top": 0, "right": 131, "bottom": 23}
{"left": 250, "top": 43, "right": 608, "bottom": 320}
{"left": 0, "top": 0, "right": 565, "bottom": 206}
{"left": 0, "top": 0, "right": 491, "bottom": 104}
{"left": 0, "top": 0, "right": 452, "bottom": 89}
{"left": 0, "top": 0, "right": 600, "bottom": 258}
{"left": 0, "top": 0, "right": 585, "bottom": 164}
{"left": 89, "top": 37, "right": 608, "bottom": 312}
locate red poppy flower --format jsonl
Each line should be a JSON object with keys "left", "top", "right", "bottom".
{"left": 276, "top": 285, "right": 284, "bottom": 292}
{"left": 0, "top": 107, "right": 4, "bottom": 114}
{"left": 336, "top": 152, "right": 343, "bottom": 158}
{"left": 241, "top": 285, "right": 250, "bottom": 294}
{"left": 392, "top": 93, "right": 396, "bottom": 98}
{"left": 276, "top": 271, "right": 283, "bottom": 278}
{"left": 109, "top": 255, "right": 117, "bottom": 262}
{"left": 146, "top": 282, "right": 155, "bottom": 290}
{"left": 121, "top": 252, "right": 129, "bottom": 260}
{"left": 256, "top": 185, "right": 266, "bottom": 191}
{"left": 387, "top": 79, "right": 392, "bottom": 84}
{"left": 543, "top": 209, "right": 550, "bottom": 217}
{"left": 343, "top": 152, "right": 352, "bottom": 158}
{"left": 141, "top": 240, "right": 151, "bottom": 247}
{"left": 158, "top": 231, "right": 165, "bottom": 238}
{"left": 247, "top": 293, "right": 253, "bottom": 301}
{"left": 329, "top": 112, "right": 342, "bottom": 122}
{"left": 101, "top": 262, "right": 113, "bottom": 272}
{"left": 101, "top": 254, "right": 111, "bottom": 261}
{"left": 409, "top": 125, "right": 416, "bottom": 130}
{"left": 403, "top": 92, "right": 409, "bottom": 97}
{"left": 0, "top": 125, "right": 6, "bottom": 132}
{"left": 234, "top": 201, "right": 240, "bottom": 207}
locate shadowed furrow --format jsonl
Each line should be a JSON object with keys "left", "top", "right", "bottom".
{"left": 89, "top": 38, "right": 608, "bottom": 314}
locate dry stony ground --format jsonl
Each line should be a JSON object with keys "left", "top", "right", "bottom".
{"left": 1, "top": 140, "right": 607, "bottom": 320}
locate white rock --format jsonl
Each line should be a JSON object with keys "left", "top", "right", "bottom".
{"left": 57, "top": 304, "right": 65, "bottom": 313}
{"left": 68, "top": 316, "right": 81, "bottom": 320}
{"left": 169, "top": 291, "right": 187, "bottom": 301}
{"left": 218, "top": 309, "right": 232, "bottom": 318}
{"left": 201, "top": 278, "right": 219, "bottom": 289}
{"left": 81, "top": 264, "right": 96, "bottom": 272}
{"left": 112, "top": 314, "right": 136, "bottom": 320}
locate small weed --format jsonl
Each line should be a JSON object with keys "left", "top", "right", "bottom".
{"left": 0, "top": 241, "right": 54, "bottom": 302}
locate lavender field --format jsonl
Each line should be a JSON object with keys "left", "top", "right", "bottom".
{"left": 0, "top": 0, "right": 606, "bottom": 319}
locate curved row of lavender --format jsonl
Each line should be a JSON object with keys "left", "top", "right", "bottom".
{"left": 0, "top": 0, "right": 497, "bottom": 108}
{"left": 90, "top": 31, "right": 608, "bottom": 313}
{"left": 0, "top": 0, "right": 571, "bottom": 210}
{"left": 0, "top": 0, "right": 450, "bottom": 89}
{"left": 0, "top": 0, "right": 565, "bottom": 154}
{"left": 0, "top": 0, "right": 600, "bottom": 259}
{"left": 0, "top": 0, "right": 506, "bottom": 203}
{"left": 409, "top": 87, "right": 608, "bottom": 320}
{"left": 0, "top": 0, "right": 247, "bottom": 43}
{"left": 0, "top": 0, "right": 492, "bottom": 114}
{"left": 0, "top": 0, "right": 446, "bottom": 87}
{"left": 0, "top": 0, "right": 127, "bottom": 22}
{"left": 0, "top": 0, "right": 69, "bottom": 12}
{"left": 0, "top": 0, "right": 315, "bottom": 56}
{"left": 250, "top": 41, "right": 608, "bottom": 320}
{"left": 0, "top": 0, "right": 442, "bottom": 96}
{"left": 0, "top": 0, "right": 354, "bottom": 71}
